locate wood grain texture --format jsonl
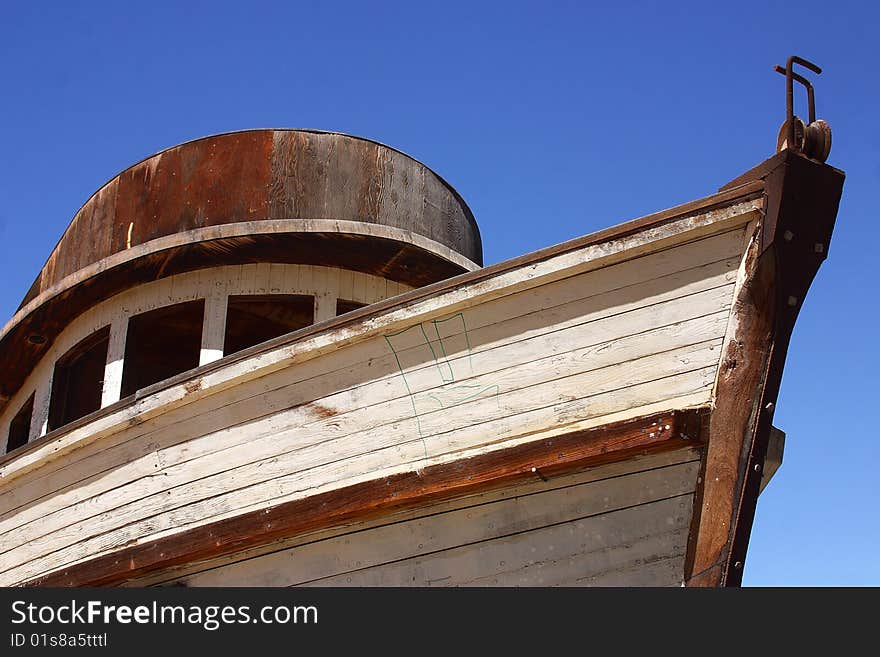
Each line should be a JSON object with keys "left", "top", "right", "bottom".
{"left": 0, "top": 171, "right": 761, "bottom": 415}
{"left": 301, "top": 496, "right": 693, "bottom": 587}
{"left": 0, "top": 149, "right": 844, "bottom": 589}
{"left": 201, "top": 462, "right": 697, "bottom": 587}
{"left": 129, "top": 446, "right": 700, "bottom": 586}
{"left": 0, "top": 199, "right": 758, "bottom": 471}
{"left": 18, "top": 409, "right": 704, "bottom": 586}
{"left": 686, "top": 226, "right": 772, "bottom": 586}
{"left": 686, "top": 151, "right": 845, "bottom": 586}
{"left": 0, "top": 192, "right": 759, "bottom": 586}
{"left": 0, "top": 286, "right": 727, "bottom": 556}
{"left": 0, "top": 229, "right": 737, "bottom": 557}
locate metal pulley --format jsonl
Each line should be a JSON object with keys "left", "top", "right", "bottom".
{"left": 774, "top": 56, "right": 832, "bottom": 162}
{"left": 776, "top": 116, "right": 832, "bottom": 162}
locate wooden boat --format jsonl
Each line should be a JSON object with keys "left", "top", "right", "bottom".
{"left": 0, "top": 65, "right": 844, "bottom": 587}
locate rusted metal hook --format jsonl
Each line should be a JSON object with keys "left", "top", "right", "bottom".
{"left": 776, "top": 55, "right": 822, "bottom": 151}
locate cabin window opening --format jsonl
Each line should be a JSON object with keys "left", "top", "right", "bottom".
{"left": 6, "top": 393, "right": 35, "bottom": 454}
{"left": 120, "top": 300, "right": 205, "bottom": 398}
{"left": 224, "top": 295, "right": 315, "bottom": 356}
{"left": 336, "top": 299, "right": 367, "bottom": 316}
{"left": 48, "top": 326, "right": 111, "bottom": 431}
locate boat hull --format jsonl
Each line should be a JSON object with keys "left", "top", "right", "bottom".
{"left": 0, "top": 150, "right": 844, "bottom": 586}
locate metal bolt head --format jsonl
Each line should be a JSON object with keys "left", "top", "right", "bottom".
{"left": 814, "top": 242, "right": 825, "bottom": 254}
{"left": 783, "top": 230, "right": 794, "bottom": 242}
{"left": 754, "top": 463, "right": 762, "bottom": 473}
{"left": 787, "top": 296, "right": 798, "bottom": 307}
{"left": 733, "top": 561, "right": 743, "bottom": 570}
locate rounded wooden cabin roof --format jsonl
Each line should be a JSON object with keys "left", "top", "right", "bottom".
{"left": 0, "top": 129, "right": 482, "bottom": 405}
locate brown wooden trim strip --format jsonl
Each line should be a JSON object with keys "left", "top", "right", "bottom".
{"left": 686, "top": 150, "right": 845, "bottom": 587}
{"left": 685, "top": 230, "right": 775, "bottom": 587}
{"left": 21, "top": 408, "right": 707, "bottom": 587}
{"left": 721, "top": 153, "right": 844, "bottom": 587}
{"left": 719, "top": 149, "right": 844, "bottom": 193}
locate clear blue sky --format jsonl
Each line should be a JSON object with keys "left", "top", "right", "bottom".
{"left": 0, "top": 1, "right": 876, "bottom": 585}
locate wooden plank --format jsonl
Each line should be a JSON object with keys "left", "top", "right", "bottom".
{"left": 0, "top": 224, "right": 743, "bottom": 494}
{"left": 181, "top": 460, "right": 698, "bottom": 586}
{"left": 100, "top": 320, "right": 128, "bottom": 407}
{"left": 338, "top": 268, "right": 354, "bottom": 303}
{"left": 574, "top": 553, "right": 687, "bottom": 587}
{"left": 17, "top": 409, "right": 704, "bottom": 586}
{"left": 352, "top": 268, "right": 366, "bottom": 303}
{"left": 4, "top": 298, "right": 711, "bottom": 524}
{"left": 364, "top": 274, "right": 382, "bottom": 304}
{"left": 0, "top": 204, "right": 764, "bottom": 580}
{"left": 303, "top": 495, "right": 692, "bottom": 587}
{"left": 267, "top": 263, "right": 285, "bottom": 294}
{"left": 28, "top": 374, "right": 52, "bottom": 442}
{"left": 0, "top": 211, "right": 750, "bottom": 485}
{"left": 0, "top": 364, "right": 713, "bottom": 568}
{"left": 0, "top": 272, "right": 736, "bottom": 568}
{"left": 0, "top": 304, "right": 725, "bottom": 551}
{"left": 198, "top": 284, "right": 228, "bottom": 366}
{"left": 0, "top": 345, "right": 717, "bottom": 578}
{"left": 0, "top": 225, "right": 740, "bottom": 525}
{"left": 2, "top": 340, "right": 706, "bottom": 548}
{"left": 133, "top": 446, "right": 701, "bottom": 586}
{"left": 240, "top": 263, "right": 257, "bottom": 296}
{"left": 313, "top": 268, "right": 339, "bottom": 323}
{"left": 224, "top": 264, "right": 242, "bottom": 297}
{"left": 253, "top": 263, "right": 270, "bottom": 295}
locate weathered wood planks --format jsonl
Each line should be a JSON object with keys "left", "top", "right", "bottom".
{"left": 0, "top": 199, "right": 757, "bottom": 585}
{"left": 174, "top": 455, "right": 700, "bottom": 587}
{"left": 129, "top": 446, "right": 700, "bottom": 586}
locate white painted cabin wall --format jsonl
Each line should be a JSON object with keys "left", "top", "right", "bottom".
{"left": 0, "top": 265, "right": 412, "bottom": 451}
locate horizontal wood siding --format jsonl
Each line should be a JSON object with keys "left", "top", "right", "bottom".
{"left": 0, "top": 209, "right": 753, "bottom": 585}
{"left": 167, "top": 449, "right": 700, "bottom": 587}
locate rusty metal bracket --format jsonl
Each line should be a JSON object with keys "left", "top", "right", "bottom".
{"left": 774, "top": 56, "right": 831, "bottom": 162}
{"left": 778, "top": 55, "right": 822, "bottom": 149}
